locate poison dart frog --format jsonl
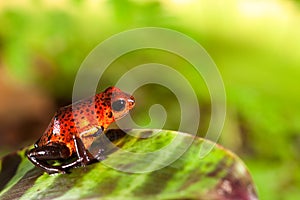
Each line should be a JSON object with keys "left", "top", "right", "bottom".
{"left": 26, "top": 87, "right": 135, "bottom": 174}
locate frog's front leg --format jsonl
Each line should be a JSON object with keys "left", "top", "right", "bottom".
{"left": 69, "top": 135, "right": 98, "bottom": 168}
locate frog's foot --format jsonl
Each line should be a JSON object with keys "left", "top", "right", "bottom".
{"left": 94, "top": 148, "right": 107, "bottom": 161}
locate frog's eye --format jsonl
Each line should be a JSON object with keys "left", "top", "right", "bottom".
{"left": 112, "top": 99, "right": 126, "bottom": 112}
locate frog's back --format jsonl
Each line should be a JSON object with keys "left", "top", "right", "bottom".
{"left": 36, "top": 97, "right": 95, "bottom": 148}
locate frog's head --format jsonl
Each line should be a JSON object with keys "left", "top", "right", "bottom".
{"left": 104, "top": 86, "right": 135, "bottom": 120}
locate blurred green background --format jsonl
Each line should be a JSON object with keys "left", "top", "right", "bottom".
{"left": 0, "top": 0, "right": 299, "bottom": 199}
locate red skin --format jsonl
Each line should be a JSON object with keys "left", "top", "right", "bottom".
{"left": 27, "top": 87, "right": 135, "bottom": 174}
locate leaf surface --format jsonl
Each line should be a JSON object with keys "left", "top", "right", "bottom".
{"left": 0, "top": 129, "right": 258, "bottom": 200}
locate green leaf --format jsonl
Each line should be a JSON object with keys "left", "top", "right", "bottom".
{"left": 0, "top": 129, "right": 258, "bottom": 200}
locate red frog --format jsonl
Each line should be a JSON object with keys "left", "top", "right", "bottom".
{"left": 26, "top": 87, "right": 135, "bottom": 174}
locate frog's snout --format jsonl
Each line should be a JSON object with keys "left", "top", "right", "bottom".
{"left": 128, "top": 96, "right": 135, "bottom": 109}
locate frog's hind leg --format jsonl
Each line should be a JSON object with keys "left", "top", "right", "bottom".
{"left": 26, "top": 143, "right": 72, "bottom": 174}
{"left": 58, "top": 136, "right": 98, "bottom": 172}
{"left": 27, "top": 137, "right": 98, "bottom": 174}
